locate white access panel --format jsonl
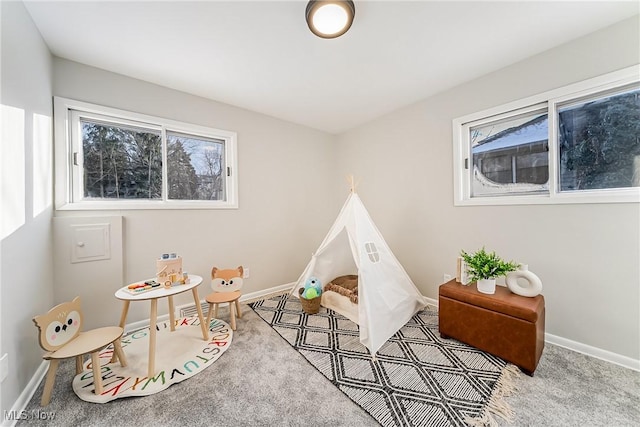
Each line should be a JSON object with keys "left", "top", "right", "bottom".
{"left": 53, "top": 216, "right": 123, "bottom": 330}
{"left": 71, "top": 223, "right": 111, "bottom": 263}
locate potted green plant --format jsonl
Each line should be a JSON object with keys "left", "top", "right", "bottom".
{"left": 460, "top": 247, "right": 519, "bottom": 294}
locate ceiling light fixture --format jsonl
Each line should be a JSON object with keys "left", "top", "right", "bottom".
{"left": 306, "top": 1, "right": 355, "bottom": 39}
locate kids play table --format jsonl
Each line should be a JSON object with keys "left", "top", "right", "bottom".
{"left": 114, "top": 275, "right": 209, "bottom": 378}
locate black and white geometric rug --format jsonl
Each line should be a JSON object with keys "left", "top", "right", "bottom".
{"left": 250, "top": 294, "right": 518, "bottom": 427}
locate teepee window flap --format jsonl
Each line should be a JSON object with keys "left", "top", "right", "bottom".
{"left": 364, "top": 242, "right": 380, "bottom": 263}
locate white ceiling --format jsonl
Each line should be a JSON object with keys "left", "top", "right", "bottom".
{"left": 23, "top": 0, "right": 639, "bottom": 134}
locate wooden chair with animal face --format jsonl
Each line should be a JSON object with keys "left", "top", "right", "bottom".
{"left": 33, "top": 296, "right": 127, "bottom": 406}
{"left": 204, "top": 266, "right": 244, "bottom": 335}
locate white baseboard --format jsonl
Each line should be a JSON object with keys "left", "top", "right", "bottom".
{"left": 545, "top": 333, "right": 640, "bottom": 372}
{"left": 178, "top": 285, "right": 640, "bottom": 372}
{"left": 123, "top": 314, "right": 171, "bottom": 333}
{"left": 9, "top": 282, "right": 637, "bottom": 421}
{"left": 241, "top": 282, "right": 295, "bottom": 302}
{"left": 172, "top": 282, "right": 296, "bottom": 321}
{"left": 428, "top": 293, "right": 639, "bottom": 372}
{"left": 424, "top": 296, "right": 438, "bottom": 307}
{"left": 2, "top": 361, "right": 48, "bottom": 427}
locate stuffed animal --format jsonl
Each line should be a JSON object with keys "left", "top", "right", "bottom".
{"left": 302, "top": 276, "right": 322, "bottom": 299}
{"left": 211, "top": 266, "right": 244, "bottom": 293}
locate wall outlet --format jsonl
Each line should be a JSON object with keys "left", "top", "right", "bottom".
{"left": 243, "top": 268, "right": 250, "bottom": 279}
{"left": 0, "top": 353, "right": 8, "bottom": 383}
{"left": 443, "top": 274, "right": 453, "bottom": 283}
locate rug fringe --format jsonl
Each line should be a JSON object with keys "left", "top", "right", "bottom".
{"left": 464, "top": 364, "right": 520, "bottom": 426}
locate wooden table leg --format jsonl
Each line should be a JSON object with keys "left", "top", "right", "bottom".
{"left": 118, "top": 300, "right": 131, "bottom": 328}
{"left": 192, "top": 287, "right": 209, "bottom": 341}
{"left": 205, "top": 304, "right": 214, "bottom": 340}
{"left": 148, "top": 298, "right": 158, "bottom": 378}
{"left": 168, "top": 295, "right": 176, "bottom": 332}
{"left": 110, "top": 300, "right": 130, "bottom": 363}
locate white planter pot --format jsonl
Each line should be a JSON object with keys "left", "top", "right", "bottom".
{"left": 477, "top": 278, "right": 497, "bottom": 295}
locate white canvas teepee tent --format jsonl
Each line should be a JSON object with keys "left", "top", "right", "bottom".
{"left": 292, "top": 190, "right": 428, "bottom": 356}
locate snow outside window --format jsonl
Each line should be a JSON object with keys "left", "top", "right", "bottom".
{"left": 453, "top": 65, "right": 640, "bottom": 205}
{"left": 469, "top": 107, "right": 549, "bottom": 198}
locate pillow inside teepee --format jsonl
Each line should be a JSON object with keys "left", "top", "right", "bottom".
{"left": 324, "top": 275, "right": 358, "bottom": 303}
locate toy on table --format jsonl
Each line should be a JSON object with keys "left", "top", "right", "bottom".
{"left": 156, "top": 252, "right": 187, "bottom": 288}
{"left": 124, "top": 280, "right": 162, "bottom": 294}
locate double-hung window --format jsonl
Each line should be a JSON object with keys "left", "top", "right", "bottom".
{"left": 453, "top": 65, "right": 640, "bottom": 205}
{"left": 54, "top": 97, "right": 238, "bottom": 209}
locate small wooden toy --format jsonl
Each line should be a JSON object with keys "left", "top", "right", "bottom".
{"left": 156, "top": 254, "right": 184, "bottom": 287}
{"left": 124, "top": 280, "right": 161, "bottom": 294}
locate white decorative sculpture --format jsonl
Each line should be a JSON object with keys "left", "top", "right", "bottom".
{"left": 506, "top": 264, "right": 542, "bottom": 297}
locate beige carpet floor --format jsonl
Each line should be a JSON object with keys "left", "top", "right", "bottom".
{"left": 14, "top": 303, "right": 640, "bottom": 427}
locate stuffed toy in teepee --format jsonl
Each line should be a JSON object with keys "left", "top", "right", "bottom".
{"left": 298, "top": 276, "right": 322, "bottom": 314}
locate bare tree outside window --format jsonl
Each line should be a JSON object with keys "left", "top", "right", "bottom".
{"left": 166, "top": 132, "right": 226, "bottom": 201}
{"left": 81, "top": 122, "right": 227, "bottom": 202}
{"left": 81, "top": 120, "right": 162, "bottom": 199}
{"left": 57, "top": 98, "right": 237, "bottom": 208}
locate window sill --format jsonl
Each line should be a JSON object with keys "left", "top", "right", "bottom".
{"left": 56, "top": 200, "right": 239, "bottom": 211}
{"left": 455, "top": 189, "right": 640, "bottom": 206}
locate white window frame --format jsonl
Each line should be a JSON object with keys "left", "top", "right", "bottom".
{"left": 54, "top": 97, "right": 238, "bottom": 210}
{"left": 453, "top": 65, "right": 640, "bottom": 206}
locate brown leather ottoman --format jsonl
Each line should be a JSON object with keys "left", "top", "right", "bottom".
{"left": 439, "top": 279, "right": 545, "bottom": 375}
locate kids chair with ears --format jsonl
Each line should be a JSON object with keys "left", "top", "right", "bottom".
{"left": 205, "top": 266, "right": 244, "bottom": 335}
{"left": 33, "top": 296, "right": 127, "bottom": 406}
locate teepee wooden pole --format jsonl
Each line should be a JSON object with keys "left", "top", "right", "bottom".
{"left": 346, "top": 174, "right": 357, "bottom": 193}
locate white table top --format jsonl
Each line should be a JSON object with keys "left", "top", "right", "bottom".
{"left": 115, "top": 275, "right": 203, "bottom": 301}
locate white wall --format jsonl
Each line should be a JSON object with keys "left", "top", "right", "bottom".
{"left": 336, "top": 17, "right": 640, "bottom": 362}
{"left": 0, "top": 1, "right": 54, "bottom": 413}
{"left": 2, "top": 5, "right": 638, "bottom": 415}
{"left": 52, "top": 59, "right": 341, "bottom": 328}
